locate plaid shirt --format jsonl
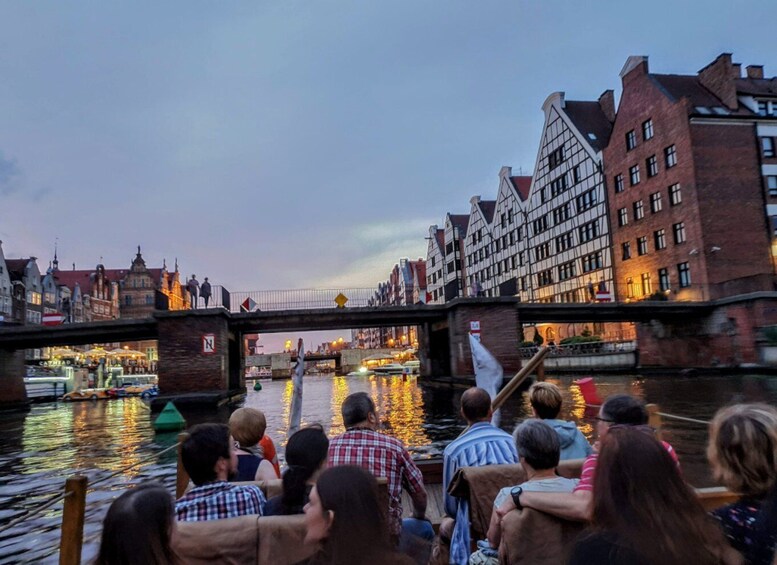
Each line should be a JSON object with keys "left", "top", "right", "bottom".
{"left": 328, "top": 429, "right": 426, "bottom": 536}
{"left": 175, "top": 481, "right": 266, "bottom": 522}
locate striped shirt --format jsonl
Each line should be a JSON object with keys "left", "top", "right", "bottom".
{"left": 175, "top": 481, "right": 266, "bottom": 522}
{"left": 328, "top": 429, "right": 425, "bottom": 537}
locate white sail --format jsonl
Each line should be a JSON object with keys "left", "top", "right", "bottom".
{"left": 468, "top": 332, "right": 503, "bottom": 425}
{"left": 289, "top": 338, "right": 304, "bottom": 435}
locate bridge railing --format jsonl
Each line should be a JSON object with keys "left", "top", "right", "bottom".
{"left": 208, "top": 287, "right": 381, "bottom": 312}
{"left": 519, "top": 339, "right": 636, "bottom": 358}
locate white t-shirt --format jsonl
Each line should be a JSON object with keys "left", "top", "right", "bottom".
{"left": 493, "top": 476, "right": 578, "bottom": 509}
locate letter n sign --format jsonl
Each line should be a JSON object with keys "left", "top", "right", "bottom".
{"left": 202, "top": 334, "right": 216, "bottom": 354}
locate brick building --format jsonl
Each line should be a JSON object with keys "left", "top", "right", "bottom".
{"left": 604, "top": 54, "right": 776, "bottom": 302}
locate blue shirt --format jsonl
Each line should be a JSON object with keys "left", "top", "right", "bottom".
{"left": 443, "top": 422, "right": 518, "bottom": 565}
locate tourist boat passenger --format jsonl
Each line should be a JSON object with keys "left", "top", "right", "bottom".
{"left": 708, "top": 404, "right": 777, "bottom": 565}
{"left": 228, "top": 407, "right": 279, "bottom": 482}
{"left": 528, "top": 381, "right": 593, "bottom": 460}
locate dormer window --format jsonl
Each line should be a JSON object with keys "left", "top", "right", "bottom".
{"left": 757, "top": 100, "right": 775, "bottom": 116}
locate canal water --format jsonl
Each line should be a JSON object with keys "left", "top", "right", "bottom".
{"left": 1, "top": 373, "right": 776, "bottom": 564}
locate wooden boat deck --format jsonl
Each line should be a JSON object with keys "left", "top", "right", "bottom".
{"left": 401, "top": 482, "right": 446, "bottom": 526}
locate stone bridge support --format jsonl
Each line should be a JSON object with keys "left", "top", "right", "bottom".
{"left": 0, "top": 348, "right": 28, "bottom": 409}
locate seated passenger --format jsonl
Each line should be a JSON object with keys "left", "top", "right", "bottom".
{"left": 502, "top": 394, "right": 678, "bottom": 522}
{"left": 479, "top": 420, "right": 577, "bottom": 554}
{"left": 708, "top": 403, "right": 777, "bottom": 565}
{"left": 528, "top": 382, "right": 593, "bottom": 460}
{"left": 95, "top": 482, "right": 177, "bottom": 565}
{"left": 569, "top": 428, "right": 738, "bottom": 565}
{"left": 260, "top": 432, "right": 281, "bottom": 477}
{"left": 265, "top": 425, "right": 329, "bottom": 516}
{"left": 176, "top": 423, "right": 266, "bottom": 521}
{"left": 228, "top": 407, "right": 278, "bottom": 482}
{"left": 303, "top": 465, "right": 414, "bottom": 565}
{"left": 440, "top": 387, "right": 518, "bottom": 565}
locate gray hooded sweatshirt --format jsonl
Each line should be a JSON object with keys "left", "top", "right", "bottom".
{"left": 544, "top": 419, "right": 594, "bottom": 460}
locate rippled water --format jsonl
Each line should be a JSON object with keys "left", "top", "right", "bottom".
{"left": 1, "top": 373, "right": 776, "bottom": 563}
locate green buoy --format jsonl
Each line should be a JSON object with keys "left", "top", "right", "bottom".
{"left": 253, "top": 381, "right": 262, "bottom": 392}
{"left": 153, "top": 401, "right": 186, "bottom": 433}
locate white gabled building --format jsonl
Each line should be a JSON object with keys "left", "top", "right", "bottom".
{"left": 0, "top": 241, "right": 11, "bottom": 319}
{"left": 463, "top": 196, "right": 496, "bottom": 297}
{"left": 442, "top": 213, "right": 469, "bottom": 302}
{"left": 491, "top": 168, "right": 532, "bottom": 297}
{"left": 425, "top": 225, "right": 446, "bottom": 304}
{"left": 522, "top": 91, "right": 616, "bottom": 305}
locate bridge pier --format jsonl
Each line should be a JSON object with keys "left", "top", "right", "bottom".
{"left": 0, "top": 348, "right": 28, "bottom": 409}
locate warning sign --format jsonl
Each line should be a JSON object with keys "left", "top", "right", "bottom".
{"left": 202, "top": 334, "right": 216, "bottom": 354}
{"left": 334, "top": 293, "right": 348, "bottom": 308}
{"left": 241, "top": 297, "right": 258, "bottom": 312}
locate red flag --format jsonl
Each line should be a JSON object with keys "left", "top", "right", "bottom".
{"left": 42, "top": 313, "right": 65, "bottom": 326}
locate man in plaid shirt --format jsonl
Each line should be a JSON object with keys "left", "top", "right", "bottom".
{"left": 328, "top": 392, "right": 433, "bottom": 546}
{"left": 176, "top": 423, "right": 266, "bottom": 521}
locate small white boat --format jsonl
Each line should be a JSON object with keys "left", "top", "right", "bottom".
{"left": 347, "top": 366, "right": 375, "bottom": 377}
{"left": 373, "top": 363, "right": 406, "bottom": 376}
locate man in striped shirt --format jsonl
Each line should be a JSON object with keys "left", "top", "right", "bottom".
{"left": 176, "top": 423, "right": 266, "bottom": 522}
{"left": 440, "top": 387, "right": 519, "bottom": 565}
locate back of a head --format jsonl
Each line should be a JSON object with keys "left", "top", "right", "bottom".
{"left": 592, "top": 428, "right": 727, "bottom": 565}
{"left": 315, "top": 466, "right": 391, "bottom": 562}
{"left": 282, "top": 426, "right": 330, "bottom": 512}
{"left": 229, "top": 407, "right": 266, "bottom": 448}
{"left": 708, "top": 403, "right": 777, "bottom": 497}
{"left": 513, "top": 419, "right": 560, "bottom": 470}
{"left": 460, "top": 387, "right": 492, "bottom": 423}
{"left": 341, "top": 392, "right": 375, "bottom": 428}
{"left": 181, "top": 423, "right": 230, "bottom": 486}
{"left": 601, "top": 394, "right": 648, "bottom": 426}
{"left": 95, "top": 483, "right": 175, "bottom": 565}
{"left": 528, "top": 382, "right": 562, "bottom": 420}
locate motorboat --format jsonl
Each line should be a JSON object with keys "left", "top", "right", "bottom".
{"left": 346, "top": 366, "right": 375, "bottom": 377}
{"left": 403, "top": 360, "right": 421, "bottom": 375}
{"left": 373, "top": 363, "right": 406, "bottom": 376}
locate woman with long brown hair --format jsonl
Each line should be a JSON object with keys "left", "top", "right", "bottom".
{"left": 568, "top": 427, "right": 739, "bottom": 565}
{"left": 94, "top": 482, "right": 177, "bottom": 565}
{"left": 302, "top": 466, "right": 413, "bottom": 565}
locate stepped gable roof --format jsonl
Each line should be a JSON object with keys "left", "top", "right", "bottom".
{"left": 563, "top": 100, "right": 613, "bottom": 152}
{"left": 510, "top": 176, "right": 532, "bottom": 201}
{"left": 477, "top": 200, "right": 496, "bottom": 223}
{"left": 449, "top": 214, "right": 470, "bottom": 236}
{"left": 736, "top": 77, "right": 777, "bottom": 97}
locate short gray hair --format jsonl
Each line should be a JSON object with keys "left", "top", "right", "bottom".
{"left": 341, "top": 392, "right": 376, "bottom": 427}
{"left": 513, "top": 419, "right": 560, "bottom": 470}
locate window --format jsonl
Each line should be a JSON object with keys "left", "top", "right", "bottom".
{"left": 582, "top": 251, "right": 603, "bottom": 273}
{"left": 622, "top": 242, "right": 632, "bottom": 260}
{"left": 125, "top": 295, "right": 132, "bottom": 305}
{"left": 552, "top": 203, "right": 571, "bottom": 225}
{"left": 654, "top": 229, "right": 666, "bottom": 250}
{"left": 626, "top": 277, "right": 634, "bottom": 298}
{"left": 548, "top": 146, "right": 565, "bottom": 170}
{"left": 533, "top": 215, "right": 548, "bottom": 235}
{"left": 633, "top": 200, "right": 644, "bottom": 220}
{"left": 614, "top": 174, "right": 624, "bottom": 193}
{"left": 678, "top": 262, "right": 691, "bottom": 288}
{"left": 768, "top": 176, "right": 777, "bottom": 197}
{"left": 669, "top": 183, "right": 682, "bottom": 205}
{"left": 763, "top": 137, "right": 775, "bottom": 158}
{"left": 535, "top": 242, "right": 551, "bottom": 261}
{"left": 646, "top": 155, "right": 658, "bottom": 177}
{"left": 626, "top": 130, "right": 637, "bottom": 151}
{"left": 637, "top": 236, "right": 648, "bottom": 256}
{"left": 576, "top": 189, "right": 597, "bottom": 212}
{"left": 520, "top": 277, "right": 526, "bottom": 291}
{"left": 650, "top": 192, "right": 663, "bottom": 213}
{"left": 658, "top": 268, "right": 670, "bottom": 291}
{"left": 673, "top": 222, "right": 686, "bottom": 244}
{"left": 558, "top": 261, "right": 577, "bottom": 281}
{"left": 537, "top": 269, "right": 554, "bottom": 287}
{"left": 518, "top": 252, "right": 525, "bottom": 266}
{"left": 618, "top": 208, "right": 628, "bottom": 227}
{"left": 665, "top": 145, "right": 677, "bottom": 168}
{"left": 579, "top": 220, "right": 599, "bottom": 243}
{"left": 573, "top": 166, "right": 581, "bottom": 184}
{"left": 550, "top": 175, "right": 568, "bottom": 197}
{"left": 757, "top": 100, "right": 774, "bottom": 116}
{"left": 629, "top": 165, "right": 641, "bottom": 186}
{"left": 641, "top": 273, "right": 652, "bottom": 296}
{"left": 642, "top": 119, "right": 654, "bottom": 140}
{"left": 556, "top": 232, "right": 574, "bottom": 253}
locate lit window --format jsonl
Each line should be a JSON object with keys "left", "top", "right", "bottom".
{"left": 626, "top": 277, "right": 634, "bottom": 298}
{"left": 654, "top": 229, "right": 666, "bottom": 250}
{"left": 641, "top": 273, "right": 652, "bottom": 296}
{"left": 642, "top": 119, "right": 654, "bottom": 140}
{"left": 629, "top": 165, "right": 641, "bottom": 186}
{"left": 626, "top": 130, "right": 637, "bottom": 151}
{"left": 665, "top": 145, "right": 677, "bottom": 168}
{"left": 669, "top": 183, "right": 682, "bottom": 205}
{"left": 673, "top": 222, "right": 686, "bottom": 244}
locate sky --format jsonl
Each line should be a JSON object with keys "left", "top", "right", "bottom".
{"left": 2, "top": 1, "right": 777, "bottom": 351}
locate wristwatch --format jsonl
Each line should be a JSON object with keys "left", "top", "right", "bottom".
{"left": 510, "top": 486, "right": 523, "bottom": 509}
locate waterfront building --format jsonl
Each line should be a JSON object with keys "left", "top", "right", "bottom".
{"left": 5, "top": 257, "right": 43, "bottom": 325}
{"left": 0, "top": 242, "right": 12, "bottom": 320}
{"left": 522, "top": 91, "right": 616, "bottom": 306}
{"left": 425, "top": 225, "right": 446, "bottom": 304}
{"left": 442, "top": 213, "right": 469, "bottom": 302}
{"left": 53, "top": 263, "right": 122, "bottom": 322}
{"left": 119, "top": 248, "right": 189, "bottom": 319}
{"left": 463, "top": 196, "right": 497, "bottom": 296}
{"left": 604, "top": 54, "right": 776, "bottom": 302}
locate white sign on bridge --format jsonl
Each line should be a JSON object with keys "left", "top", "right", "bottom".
{"left": 202, "top": 334, "right": 216, "bottom": 354}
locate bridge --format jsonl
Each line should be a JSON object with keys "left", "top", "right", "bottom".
{"left": 1, "top": 293, "right": 774, "bottom": 409}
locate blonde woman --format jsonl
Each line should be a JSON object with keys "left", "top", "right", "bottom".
{"left": 708, "top": 403, "right": 777, "bottom": 565}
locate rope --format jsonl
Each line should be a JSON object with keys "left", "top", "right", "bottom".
{"left": 0, "top": 441, "right": 180, "bottom": 534}
{"left": 656, "top": 412, "right": 710, "bottom": 426}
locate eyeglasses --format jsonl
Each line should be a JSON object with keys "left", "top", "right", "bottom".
{"left": 595, "top": 416, "right": 613, "bottom": 423}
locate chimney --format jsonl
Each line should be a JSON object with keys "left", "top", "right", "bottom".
{"left": 732, "top": 63, "right": 742, "bottom": 78}
{"left": 746, "top": 65, "right": 764, "bottom": 79}
{"left": 698, "top": 53, "right": 738, "bottom": 110}
{"left": 619, "top": 56, "right": 649, "bottom": 81}
{"left": 499, "top": 166, "right": 512, "bottom": 181}
{"left": 598, "top": 90, "right": 616, "bottom": 122}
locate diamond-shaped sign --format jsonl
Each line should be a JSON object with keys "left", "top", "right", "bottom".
{"left": 334, "top": 293, "right": 348, "bottom": 308}
{"left": 241, "top": 297, "right": 258, "bottom": 312}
